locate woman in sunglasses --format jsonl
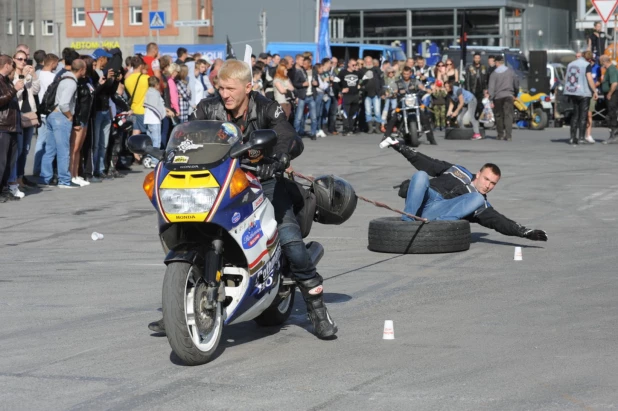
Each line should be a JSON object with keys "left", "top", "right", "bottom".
{"left": 445, "top": 59, "right": 459, "bottom": 84}
{"left": 11, "top": 50, "right": 40, "bottom": 196}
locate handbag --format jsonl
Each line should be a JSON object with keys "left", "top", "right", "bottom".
{"left": 21, "top": 111, "right": 39, "bottom": 128}
{"left": 20, "top": 86, "right": 40, "bottom": 128}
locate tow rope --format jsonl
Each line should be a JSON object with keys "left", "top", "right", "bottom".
{"left": 290, "top": 171, "right": 429, "bottom": 223}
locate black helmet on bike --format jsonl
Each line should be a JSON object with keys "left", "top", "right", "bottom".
{"left": 312, "top": 175, "right": 357, "bottom": 225}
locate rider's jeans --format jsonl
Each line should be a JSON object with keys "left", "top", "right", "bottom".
{"left": 261, "top": 178, "right": 317, "bottom": 281}
{"left": 402, "top": 171, "right": 485, "bottom": 222}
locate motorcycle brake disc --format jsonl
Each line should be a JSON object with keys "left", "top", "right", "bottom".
{"left": 193, "top": 282, "right": 216, "bottom": 334}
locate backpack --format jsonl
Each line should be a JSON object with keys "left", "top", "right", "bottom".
{"left": 39, "top": 76, "right": 77, "bottom": 116}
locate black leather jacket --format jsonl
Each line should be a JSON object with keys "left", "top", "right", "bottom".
{"left": 190, "top": 91, "right": 302, "bottom": 159}
{"left": 74, "top": 79, "right": 94, "bottom": 126}
{"left": 0, "top": 74, "right": 19, "bottom": 132}
{"left": 397, "top": 147, "right": 528, "bottom": 237}
{"left": 395, "top": 76, "right": 421, "bottom": 96}
{"left": 464, "top": 63, "right": 488, "bottom": 94}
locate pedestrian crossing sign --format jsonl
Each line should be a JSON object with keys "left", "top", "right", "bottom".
{"left": 149, "top": 11, "right": 166, "bottom": 30}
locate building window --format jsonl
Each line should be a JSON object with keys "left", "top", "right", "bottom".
{"left": 129, "top": 6, "right": 143, "bottom": 25}
{"left": 29, "top": 20, "right": 35, "bottom": 36}
{"left": 7, "top": 19, "right": 13, "bottom": 35}
{"left": 72, "top": 7, "right": 86, "bottom": 26}
{"left": 102, "top": 6, "right": 114, "bottom": 26}
{"left": 363, "top": 11, "right": 407, "bottom": 38}
{"left": 19, "top": 20, "right": 25, "bottom": 36}
{"left": 42, "top": 20, "right": 54, "bottom": 36}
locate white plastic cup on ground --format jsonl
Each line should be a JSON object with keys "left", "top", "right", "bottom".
{"left": 91, "top": 232, "right": 104, "bottom": 241}
{"left": 514, "top": 246, "right": 523, "bottom": 261}
{"left": 383, "top": 320, "right": 395, "bottom": 340}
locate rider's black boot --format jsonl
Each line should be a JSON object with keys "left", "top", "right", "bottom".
{"left": 148, "top": 318, "right": 165, "bottom": 333}
{"left": 298, "top": 275, "right": 338, "bottom": 339}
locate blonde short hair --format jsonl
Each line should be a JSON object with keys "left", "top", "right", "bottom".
{"left": 166, "top": 63, "right": 180, "bottom": 76}
{"left": 218, "top": 59, "right": 252, "bottom": 84}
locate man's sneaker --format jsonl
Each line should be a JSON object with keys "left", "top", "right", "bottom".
{"left": 8, "top": 185, "right": 25, "bottom": 199}
{"left": 21, "top": 176, "right": 38, "bottom": 188}
{"left": 72, "top": 177, "right": 90, "bottom": 187}
{"left": 471, "top": 133, "right": 483, "bottom": 140}
{"left": 569, "top": 138, "right": 579, "bottom": 146}
{"left": 58, "top": 182, "right": 81, "bottom": 189}
{"left": 585, "top": 136, "right": 595, "bottom": 144}
{"left": 316, "top": 130, "right": 327, "bottom": 138}
{"left": 148, "top": 318, "right": 166, "bottom": 334}
{"left": 603, "top": 136, "right": 618, "bottom": 144}
{"left": 379, "top": 136, "right": 402, "bottom": 149}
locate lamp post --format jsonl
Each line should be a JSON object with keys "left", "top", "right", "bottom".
{"left": 537, "top": 29, "right": 543, "bottom": 49}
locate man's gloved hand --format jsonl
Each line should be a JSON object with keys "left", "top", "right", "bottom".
{"left": 523, "top": 229, "right": 548, "bottom": 241}
{"left": 255, "top": 163, "right": 278, "bottom": 180}
{"left": 276, "top": 153, "right": 291, "bottom": 170}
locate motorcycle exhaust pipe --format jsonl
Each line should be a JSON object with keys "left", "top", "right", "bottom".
{"left": 306, "top": 241, "right": 324, "bottom": 266}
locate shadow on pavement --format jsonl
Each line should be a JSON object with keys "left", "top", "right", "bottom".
{"left": 471, "top": 232, "right": 544, "bottom": 249}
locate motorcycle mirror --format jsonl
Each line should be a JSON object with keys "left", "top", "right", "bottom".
{"left": 230, "top": 130, "right": 278, "bottom": 159}
{"left": 127, "top": 134, "right": 153, "bottom": 155}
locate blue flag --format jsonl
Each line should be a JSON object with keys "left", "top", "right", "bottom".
{"left": 317, "top": 0, "right": 332, "bottom": 61}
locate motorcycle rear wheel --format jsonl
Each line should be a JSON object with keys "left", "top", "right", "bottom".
{"left": 254, "top": 283, "right": 296, "bottom": 327}
{"left": 163, "top": 261, "right": 223, "bottom": 366}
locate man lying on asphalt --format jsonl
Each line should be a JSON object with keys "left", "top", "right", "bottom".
{"left": 380, "top": 137, "right": 548, "bottom": 241}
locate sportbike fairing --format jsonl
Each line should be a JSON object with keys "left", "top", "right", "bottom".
{"left": 148, "top": 121, "right": 282, "bottom": 324}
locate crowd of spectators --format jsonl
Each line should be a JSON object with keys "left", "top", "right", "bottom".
{"left": 0, "top": 41, "right": 528, "bottom": 202}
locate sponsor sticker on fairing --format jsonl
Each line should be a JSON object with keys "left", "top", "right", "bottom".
{"left": 252, "top": 194, "right": 264, "bottom": 210}
{"left": 231, "top": 212, "right": 241, "bottom": 224}
{"left": 241, "top": 220, "right": 263, "bottom": 249}
{"left": 253, "top": 244, "right": 281, "bottom": 295}
{"left": 173, "top": 155, "right": 189, "bottom": 164}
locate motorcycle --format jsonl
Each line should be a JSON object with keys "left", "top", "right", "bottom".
{"left": 514, "top": 89, "right": 551, "bottom": 130}
{"left": 390, "top": 90, "right": 436, "bottom": 147}
{"left": 127, "top": 120, "right": 327, "bottom": 366}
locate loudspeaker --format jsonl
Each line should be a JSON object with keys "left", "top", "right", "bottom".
{"left": 529, "top": 50, "right": 547, "bottom": 76}
{"left": 528, "top": 75, "right": 550, "bottom": 95}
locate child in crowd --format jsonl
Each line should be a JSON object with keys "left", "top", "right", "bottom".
{"left": 431, "top": 80, "right": 447, "bottom": 131}
{"left": 143, "top": 76, "right": 174, "bottom": 168}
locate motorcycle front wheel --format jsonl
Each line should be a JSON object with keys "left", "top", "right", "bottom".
{"left": 409, "top": 121, "right": 420, "bottom": 147}
{"left": 163, "top": 261, "right": 223, "bottom": 366}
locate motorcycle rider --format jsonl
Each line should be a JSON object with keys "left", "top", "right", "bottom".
{"left": 148, "top": 59, "right": 338, "bottom": 339}
{"left": 378, "top": 138, "right": 549, "bottom": 242}
{"left": 381, "top": 66, "right": 436, "bottom": 145}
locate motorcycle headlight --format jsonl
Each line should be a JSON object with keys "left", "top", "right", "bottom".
{"left": 159, "top": 188, "right": 219, "bottom": 214}
{"left": 404, "top": 95, "right": 417, "bottom": 108}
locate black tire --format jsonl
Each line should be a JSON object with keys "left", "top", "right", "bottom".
{"left": 254, "top": 284, "right": 296, "bottom": 326}
{"left": 530, "top": 108, "right": 548, "bottom": 130}
{"left": 409, "top": 122, "right": 420, "bottom": 147}
{"left": 163, "top": 261, "right": 223, "bottom": 366}
{"left": 368, "top": 217, "right": 471, "bottom": 254}
{"left": 444, "top": 128, "right": 486, "bottom": 140}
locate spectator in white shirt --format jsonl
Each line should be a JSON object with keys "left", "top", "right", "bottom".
{"left": 33, "top": 53, "right": 59, "bottom": 177}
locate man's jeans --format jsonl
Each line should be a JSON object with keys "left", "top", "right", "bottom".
{"left": 33, "top": 116, "right": 47, "bottom": 176}
{"left": 315, "top": 93, "right": 331, "bottom": 130}
{"left": 40, "top": 111, "right": 72, "bottom": 186}
{"left": 146, "top": 123, "right": 162, "bottom": 165}
{"left": 261, "top": 178, "right": 316, "bottom": 281}
{"left": 402, "top": 171, "right": 485, "bottom": 221}
{"left": 294, "top": 96, "right": 317, "bottom": 136}
{"left": 457, "top": 98, "right": 480, "bottom": 134}
{"left": 364, "top": 95, "right": 383, "bottom": 124}
{"left": 382, "top": 98, "right": 397, "bottom": 120}
{"left": 93, "top": 110, "right": 112, "bottom": 175}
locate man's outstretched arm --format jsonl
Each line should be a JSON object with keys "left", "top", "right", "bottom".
{"left": 471, "top": 206, "right": 548, "bottom": 241}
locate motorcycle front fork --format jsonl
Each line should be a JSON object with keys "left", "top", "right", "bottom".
{"left": 203, "top": 238, "right": 225, "bottom": 310}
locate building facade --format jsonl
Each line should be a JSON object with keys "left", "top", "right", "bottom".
{"left": 0, "top": 0, "right": 214, "bottom": 57}
{"left": 212, "top": 0, "right": 578, "bottom": 58}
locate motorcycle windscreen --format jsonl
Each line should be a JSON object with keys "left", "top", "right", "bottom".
{"left": 165, "top": 121, "right": 242, "bottom": 168}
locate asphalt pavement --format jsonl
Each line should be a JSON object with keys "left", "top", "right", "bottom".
{"left": 1, "top": 127, "right": 617, "bottom": 411}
